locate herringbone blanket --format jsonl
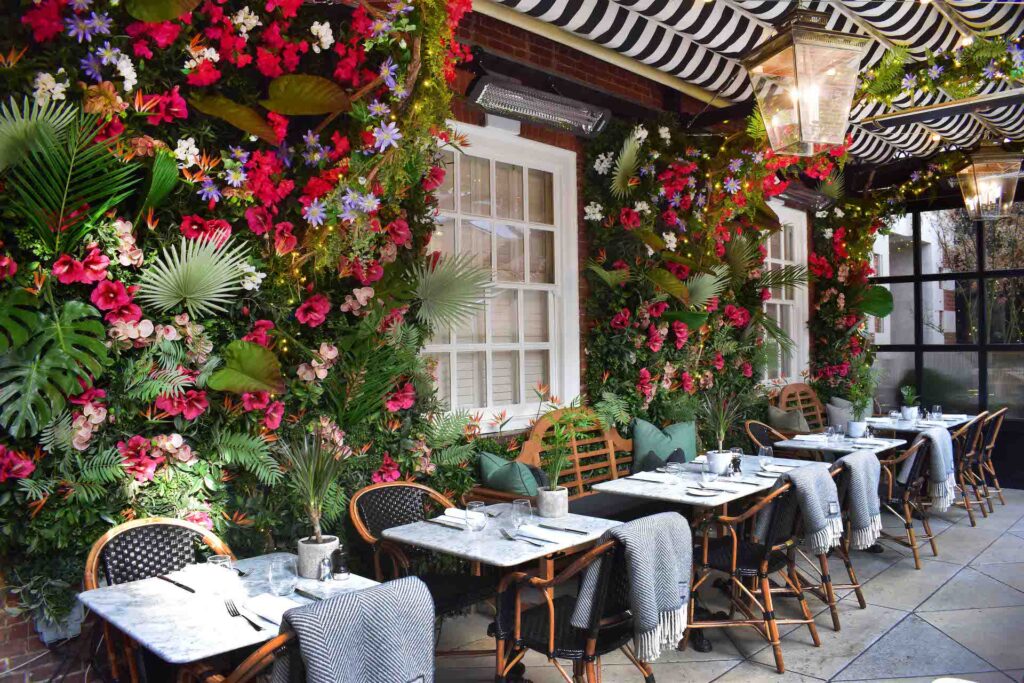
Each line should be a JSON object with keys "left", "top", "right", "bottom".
{"left": 835, "top": 450, "right": 882, "bottom": 550}
{"left": 570, "top": 512, "right": 691, "bottom": 663}
{"left": 899, "top": 427, "right": 956, "bottom": 513}
{"left": 271, "top": 576, "right": 434, "bottom": 683}
{"left": 757, "top": 462, "right": 842, "bottom": 556}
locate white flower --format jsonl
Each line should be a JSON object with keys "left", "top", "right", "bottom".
{"left": 310, "top": 21, "right": 335, "bottom": 53}
{"left": 584, "top": 201, "right": 604, "bottom": 221}
{"left": 662, "top": 232, "right": 678, "bottom": 251}
{"left": 232, "top": 7, "right": 262, "bottom": 37}
{"left": 240, "top": 264, "right": 266, "bottom": 291}
{"left": 658, "top": 126, "right": 671, "bottom": 142}
{"left": 174, "top": 137, "right": 200, "bottom": 168}
{"left": 116, "top": 55, "right": 137, "bottom": 91}
{"left": 633, "top": 125, "right": 648, "bottom": 143}
{"left": 32, "top": 70, "right": 69, "bottom": 107}
{"left": 184, "top": 46, "right": 219, "bottom": 70}
{"left": 834, "top": 207, "right": 845, "bottom": 218}
{"left": 634, "top": 200, "right": 651, "bottom": 214}
{"left": 593, "top": 152, "right": 614, "bottom": 175}
{"left": 646, "top": 245, "right": 655, "bottom": 257}
{"left": 815, "top": 210, "right": 829, "bottom": 218}
{"left": 822, "top": 228, "right": 834, "bottom": 239}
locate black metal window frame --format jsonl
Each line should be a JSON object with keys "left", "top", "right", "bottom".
{"left": 870, "top": 211, "right": 1024, "bottom": 413}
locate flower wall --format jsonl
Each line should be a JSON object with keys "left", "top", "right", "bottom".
{"left": 0, "top": 0, "right": 474, "bottom": 619}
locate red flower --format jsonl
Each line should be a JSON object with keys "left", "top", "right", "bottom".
{"left": 619, "top": 207, "right": 641, "bottom": 231}
{"left": 680, "top": 371, "right": 694, "bottom": 393}
{"left": 0, "top": 254, "right": 16, "bottom": 281}
{"left": 761, "top": 288, "right": 772, "bottom": 302}
{"left": 387, "top": 219, "right": 412, "bottom": 247}
{"left": 91, "top": 280, "right": 131, "bottom": 311}
{"left": 762, "top": 174, "right": 789, "bottom": 198}
{"left": 255, "top": 47, "right": 283, "bottom": 77}
{"left": 610, "top": 308, "right": 631, "bottom": 330}
{"left": 705, "top": 296, "right": 719, "bottom": 312}
{"left": 245, "top": 206, "right": 273, "bottom": 236}
{"left": 273, "top": 222, "right": 297, "bottom": 255}
{"left": 648, "top": 301, "right": 668, "bottom": 318}
{"left": 184, "top": 511, "right": 213, "bottom": 529}
{"left": 353, "top": 259, "right": 383, "bottom": 285}
{"left": 186, "top": 60, "right": 222, "bottom": 86}
{"left": 22, "top": 0, "right": 65, "bottom": 43}
{"left": 242, "top": 391, "right": 270, "bottom": 412}
{"left": 808, "top": 253, "right": 834, "bottom": 279}
{"left": 81, "top": 247, "right": 110, "bottom": 283}
{"left": 295, "top": 293, "right": 331, "bottom": 327}
{"left": 180, "top": 215, "right": 231, "bottom": 243}
{"left": 53, "top": 254, "right": 86, "bottom": 284}
{"left": 385, "top": 382, "right": 416, "bottom": 412}
{"left": 636, "top": 368, "right": 654, "bottom": 400}
{"left": 422, "top": 166, "right": 446, "bottom": 191}
{"left": 242, "top": 320, "right": 275, "bottom": 347}
{"left": 723, "top": 304, "right": 751, "bottom": 328}
{"left": 672, "top": 321, "right": 689, "bottom": 350}
{"left": 263, "top": 401, "right": 285, "bottom": 430}
{"left": 371, "top": 452, "right": 401, "bottom": 484}
{"left": 0, "top": 445, "right": 35, "bottom": 483}
{"left": 741, "top": 362, "right": 753, "bottom": 378}
{"left": 143, "top": 86, "right": 189, "bottom": 126}
{"left": 118, "top": 435, "right": 164, "bottom": 483}
{"left": 156, "top": 390, "right": 208, "bottom": 420}
{"left": 646, "top": 324, "right": 663, "bottom": 352}
{"left": 712, "top": 352, "right": 725, "bottom": 371}
{"left": 267, "top": 112, "right": 288, "bottom": 145}
{"left": 662, "top": 209, "right": 678, "bottom": 226}
{"left": 665, "top": 262, "right": 690, "bottom": 280}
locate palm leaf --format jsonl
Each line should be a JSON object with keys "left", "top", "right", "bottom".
{"left": 757, "top": 264, "right": 808, "bottom": 293}
{"left": 431, "top": 443, "right": 475, "bottom": 467}
{"left": 410, "top": 253, "right": 491, "bottom": 331}
{"left": 753, "top": 309, "right": 796, "bottom": 355}
{"left": 426, "top": 410, "right": 471, "bottom": 448}
{"left": 819, "top": 168, "right": 846, "bottom": 203}
{"left": 138, "top": 150, "right": 180, "bottom": 215}
{"left": 0, "top": 96, "right": 75, "bottom": 172}
{"left": 611, "top": 134, "right": 640, "bottom": 200}
{"left": 723, "top": 235, "right": 760, "bottom": 289}
{"left": 683, "top": 266, "right": 729, "bottom": 310}
{"left": 586, "top": 261, "right": 631, "bottom": 289}
{"left": 646, "top": 267, "right": 690, "bottom": 303}
{"left": 40, "top": 410, "right": 74, "bottom": 455}
{"left": 593, "top": 390, "right": 631, "bottom": 430}
{"left": 136, "top": 235, "right": 249, "bottom": 318}
{"left": 260, "top": 75, "right": 350, "bottom": 115}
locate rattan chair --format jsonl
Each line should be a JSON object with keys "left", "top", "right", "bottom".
{"left": 492, "top": 539, "right": 655, "bottom": 683}
{"left": 977, "top": 407, "right": 1008, "bottom": 509}
{"left": 682, "top": 481, "right": 820, "bottom": 674}
{"left": 745, "top": 420, "right": 788, "bottom": 450}
{"left": 877, "top": 437, "right": 938, "bottom": 569}
{"left": 951, "top": 413, "right": 989, "bottom": 526}
{"left": 84, "top": 517, "right": 235, "bottom": 683}
{"left": 178, "top": 633, "right": 293, "bottom": 683}
{"left": 348, "top": 481, "right": 497, "bottom": 647}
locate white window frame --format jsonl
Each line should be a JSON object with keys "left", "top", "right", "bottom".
{"left": 763, "top": 201, "right": 810, "bottom": 382}
{"left": 424, "top": 121, "right": 580, "bottom": 432}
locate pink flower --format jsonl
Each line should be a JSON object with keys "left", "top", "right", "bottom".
{"left": 295, "top": 294, "right": 331, "bottom": 327}
{"left": 422, "top": 166, "right": 446, "bottom": 192}
{"left": 184, "top": 510, "right": 213, "bottom": 529}
{"left": 385, "top": 382, "right": 416, "bottom": 412}
{"left": 118, "top": 436, "right": 165, "bottom": 483}
{"left": 155, "top": 390, "right": 208, "bottom": 420}
{"left": 241, "top": 391, "right": 270, "bottom": 412}
{"left": 371, "top": 453, "right": 401, "bottom": 484}
{"left": 0, "top": 446, "right": 35, "bottom": 483}
{"left": 672, "top": 321, "right": 689, "bottom": 350}
{"left": 273, "top": 222, "right": 297, "bottom": 255}
{"left": 91, "top": 280, "right": 131, "bottom": 311}
{"left": 143, "top": 86, "right": 189, "bottom": 126}
{"left": 353, "top": 259, "right": 383, "bottom": 285}
{"left": 243, "top": 320, "right": 275, "bottom": 347}
{"left": 245, "top": 206, "right": 273, "bottom": 236}
{"left": 646, "top": 324, "right": 663, "bottom": 352}
{"left": 263, "top": 401, "right": 285, "bottom": 430}
{"left": 81, "top": 247, "right": 110, "bottom": 283}
{"left": 297, "top": 363, "right": 326, "bottom": 383}
{"left": 723, "top": 304, "right": 751, "bottom": 328}
{"left": 186, "top": 60, "right": 221, "bottom": 86}
{"left": 636, "top": 368, "right": 654, "bottom": 401}
{"left": 680, "top": 371, "right": 694, "bottom": 393}
{"left": 705, "top": 296, "right": 719, "bottom": 312}
{"left": 761, "top": 288, "right": 772, "bottom": 302}
{"left": 712, "top": 352, "right": 725, "bottom": 371}
{"left": 648, "top": 301, "right": 668, "bottom": 318}
{"left": 53, "top": 254, "right": 86, "bottom": 284}
{"left": 387, "top": 218, "right": 412, "bottom": 247}
{"left": 610, "top": 308, "right": 631, "bottom": 330}
{"left": 0, "top": 254, "right": 16, "bottom": 281}
{"left": 741, "top": 362, "right": 753, "bottom": 378}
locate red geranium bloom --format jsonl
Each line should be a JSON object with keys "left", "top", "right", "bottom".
{"left": 387, "top": 219, "right": 412, "bottom": 247}
{"left": 263, "top": 401, "right": 285, "bottom": 430}
{"left": 22, "top": 0, "right": 65, "bottom": 43}
{"left": 273, "top": 222, "right": 297, "bottom": 255}
{"left": 385, "top": 382, "right": 416, "bottom": 412}
{"left": 295, "top": 294, "right": 331, "bottom": 327}
{"left": 186, "top": 60, "right": 222, "bottom": 86}
{"left": 81, "top": 247, "right": 110, "bottom": 283}
{"left": 619, "top": 207, "right": 641, "bottom": 231}
{"left": 741, "top": 362, "right": 753, "bottom": 378}
{"left": 0, "top": 445, "right": 35, "bottom": 483}
{"left": 242, "top": 320, "right": 275, "bottom": 347}
{"left": 422, "top": 166, "right": 446, "bottom": 192}
{"left": 723, "top": 304, "right": 751, "bottom": 328}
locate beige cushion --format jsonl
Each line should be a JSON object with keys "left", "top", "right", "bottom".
{"left": 768, "top": 405, "right": 810, "bottom": 432}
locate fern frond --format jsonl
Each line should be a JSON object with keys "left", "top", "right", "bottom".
{"left": 18, "top": 477, "right": 55, "bottom": 501}
{"left": 746, "top": 106, "right": 768, "bottom": 143}
{"left": 410, "top": 253, "right": 491, "bottom": 331}
{"left": 426, "top": 410, "right": 471, "bottom": 448}
{"left": 593, "top": 391, "right": 631, "bottom": 430}
{"left": 40, "top": 411, "right": 74, "bottom": 455}
{"left": 611, "top": 134, "right": 640, "bottom": 200}
{"left": 215, "top": 431, "right": 281, "bottom": 485}
{"left": 136, "top": 235, "right": 249, "bottom": 318}
{"left": 78, "top": 449, "right": 123, "bottom": 485}
{"left": 431, "top": 443, "right": 475, "bottom": 467}
{"left": 126, "top": 367, "right": 192, "bottom": 402}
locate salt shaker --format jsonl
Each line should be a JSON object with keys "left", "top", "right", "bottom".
{"left": 318, "top": 557, "right": 333, "bottom": 582}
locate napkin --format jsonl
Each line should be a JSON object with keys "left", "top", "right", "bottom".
{"left": 691, "top": 455, "right": 707, "bottom": 464}
{"left": 762, "top": 464, "right": 795, "bottom": 473}
{"left": 628, "top": 471, "right": 678, "bottom": 484}
{"left": 444, "top": 508, "right": 485, "bottom": 523}
{"left": 245, "top": 593, "right": 301, "bottom": 625}
{"left": 865, "top": 417, "right": 890, "bottom": 423}
{"left": 793, "top": 434, "right": 827, "bottom": 442}
{"left": 518, "top": 524, "right": 572, "bottom": 543}
{"left": 942, "top": 414, "right": 969, "bottom": 420}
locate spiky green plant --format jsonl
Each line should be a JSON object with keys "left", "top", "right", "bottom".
{"left": 277, "top": 431, "right": 350, "bottom": 543}
{"left": 0, "top": 97, "right": 75, "bottom": 172}
{"left": 681, "top": 265, "right": 730, "bottom": 309}
{"left": 611, "top": 133, "right": 641, "bottom": 199}
{"left": 587, "top": 261, "right": 631, "bottom": 289}
{"left": 137, "top": 235, "right": 249, "bottom": 318}
{"left": 819, "top": 168, "right": 846, "bottom": 203}
{"left": 410, "top": 253, "right": 491, "bottom": 331}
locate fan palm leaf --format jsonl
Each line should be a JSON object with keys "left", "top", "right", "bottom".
{"left": 724, "top": 234, "right": 761, "bottom": 289}
{"left": 137, "top": 235, "right": 249, "bottom": 318}
{"left": 611, "top": 134, "right": 640, "bottom": 199}
{"left": 410, "top": 253, "right": 491, "bottom": 331}
{"left": 0, "top": 96, "right": 75, "bottom": 172}
{"left": 587, "top": 261, "right": 631, "bottom": 289}
{"left": 819, "top": 168, "right": 846, "bottom": 203}
{"left": 682, "top": 266, "right": 729, "bottom": 309}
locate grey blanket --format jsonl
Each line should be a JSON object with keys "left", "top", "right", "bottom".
{"left": 570, "top": 512, "right": 691, "bottom": 663}
{"left": 757, "top": 462, "right": 842, "bottom": 556}
{"left": 835, "top": 450, "right": 882, "bottom": 550}
{"left": 271, "top": 577, "right": 434, "bottom": 683}
{"left": 899, "top": 427, "right": 956, "bottom": 513}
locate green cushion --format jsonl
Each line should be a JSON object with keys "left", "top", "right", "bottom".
{"left": 768, "top": 405, "right": 810, "bottom": 432}
{"left": 631, "top": 419, "right": 697, "bottom": 472}
{"left": 478, "top": 451, "right": 538, "bottom": 496}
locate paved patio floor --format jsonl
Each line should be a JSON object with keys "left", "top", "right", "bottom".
{"left": 437, "top": 488, "right": 1024, "bottom": 682}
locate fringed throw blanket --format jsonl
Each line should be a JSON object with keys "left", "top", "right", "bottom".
{"left": 757, "top": 462, "right": 843, "bottom": 556}
{"left": 835, "top": 450, "right": 882, "bottom": 550}
{"left": 272, "top": 576, "right": 434, "bottom": 683}
{"left": 570, "top": 512, "right": 691, "bottom": 663}
{"left": 899, "top": 427, "right": 956, "bottom": 513}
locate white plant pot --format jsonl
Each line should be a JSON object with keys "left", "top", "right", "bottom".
{"left": 706, "top": 451, "right": 733, "bottom": 475}
{"left": 900, "top": 406, "right": 919, "bottom": 421}
{"left": 537, "top": 487, "right": 569, "bottom": 519}
{"left": 35, "top": 601, "right": 85, "bottom": 645}
{"left": 297, "top": 535, "right": 339, "bottom": 579}
{"left": 847, "top": 421, "right": 868, "bottom": 438}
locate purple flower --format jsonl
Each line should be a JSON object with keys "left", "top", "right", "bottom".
{"left": 927, "top": 64, "right": 944, "bottom": 80}
{"left": 370, "top": 18, "right": 392, "bottom": 37}
{"left": 728, "top": 158, "right": 743, "bottom": 173}
{"left": 358, "top": 193, "right": 380, "bottom": 213}
{"left": 1009, "top": 44, "right": 1024, "bottom": 69}
{"left": 901, "top": 73, "right": 916, "bottom": 91}
{"left": 224, "top": 168, "right": 247, "bottom": 188}
{"left": 751, "top": 151, "right": 764, "bottom": 164}
{"left": 79, "top": 53, "right": 103, "bottom": 82}
{"left": 96, "top": 41, "right": 121, "bottom": 65}
{"left": 70, "top": 0, "right": 92, "bottom": 10}
{"left": 723, "top": 177, "right": 741, "bottom": 194}
{"left": 65, "top": 15, "right": 94, "bottom": 42}
{"left": 388, "top": 0, "right": 413, "bottom": 14}
{"left": 229, "top": 146, "right": 250, "bottom": 163}
{"left": 87, "top": 12, "right": 112, "bottom": 35}
{"left": 983, "top": 60, "right": 1000, "bottom": 80}
{"left": 372, "top": 122, "right": 402, "bottom": 152}
{"left": 302, "top": 129, "right": 320, "bottom": 147}
{"left": 303, "top": 199, "right": 326, "bottom": 227}
{"left": 368, "top": 100, "right": 390, "bottom": 118}
{"left": 379, "top": 58, "right": 398, "bottom": 89}
{"left": 198, "top": 179, "right": 222, "bottom": 203}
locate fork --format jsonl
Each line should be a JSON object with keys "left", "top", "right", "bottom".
{"left": 225, "top": 599, "right": 263, "bottom": 631}
{"left": 499, "top": 528, "right": 545, "bottom": 547}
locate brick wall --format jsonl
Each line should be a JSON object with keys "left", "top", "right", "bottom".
{"left": 0, "top": 601, "right": 98, "bottom": 683}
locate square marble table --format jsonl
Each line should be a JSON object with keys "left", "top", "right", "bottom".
{"left": 773, "top": 435, "right": 907, "bottom": 457}
{"left": 591, "top": 454, "right": 811, "bottom": 507}
{"left": 382, "top": 503, "right": 620, "bottom": 568}
{"left": 78, "top": 552, "right": 377, "bottom": 665}
{"left": 864, "top": 414, "right": 976, "bottom": 434}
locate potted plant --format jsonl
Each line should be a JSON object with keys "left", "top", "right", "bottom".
{"left": 277, "top": 428, "right": 349, "bottom": 578}
{"left": 699, "top": 385, "right": 752, "bottom": 474}
{"left": 537, "top": 407, "right": 594, "bottom": 518}
{"left": 845, "top": 366, "right": 879, "bottom": 438}
{"left": 899, "top": 385, "right": 920, "bottom": 421}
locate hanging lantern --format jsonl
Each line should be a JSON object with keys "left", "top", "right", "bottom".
{"left": 956, "top": 144, "right": 1023, "bottom": 220}
{"left": 743, "top": 9, "right": 869, "bottom": 156}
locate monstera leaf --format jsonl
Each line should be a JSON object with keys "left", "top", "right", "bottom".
{"left": 859, "top": 285, "right": 895, "bottom": 318}
{"left": 0, "top": 289, "right": 42, "bottom": 354}
{"left": 125, "top": 0, "right": 202, "bottom": 22}
{"left": 259, "top": 75, "right": 350, "bottom": 116}
{"left": 189, "top": 95, "right": 280, "bottom": 145}
{"left": 207, "top": 341, "right": 286, "bottom": 394}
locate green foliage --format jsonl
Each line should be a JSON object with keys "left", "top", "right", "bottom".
{"left": 207, "top": 341, "right": 286, "bottom": 394}
{"left": 430, "top": 443, "right": 475, "bottom": 467}
{"left": 611, "top": 134, "right": 640, "bottom": 200}
{"left": 900, "top": 384, "right": 919, "bottom": 407}
{"left": 859, "top": 284, "right": 894, "bottom": 318}
{"left": 593, "top": 390, "right": 631, "bottom": 430}
{"left": 724, "top": 235, "right": 761, "bottom": 290}
{"left": 188, "top": 94, "right": 280, "bottom": 144}
{"left": 276, "top": 431, "right": 351, "bottom": 542}
{"left": 124, "top": 0, "right": 202, "bottom": 21}
{"left": 541, "top": 407, "right": 595, "bottom": 491}
{"left": 746, "top": 107, "right": 768, "bottom": 144}
{"left": 681, "top": 266, "right": 729, "bottom": 309}
{"left": 410, "top": 253, "right": 490, "bottom": 331}
{"left": 819, "top": 168, "right": 846, "bottom": 203}
{"left": 125, "top": 366, "right": 192, "bottom": 402}
{"left": 138, "top": 151, "right": 180, "bottom": 216}
{"left": 587, "top": 261, "right": 631, "bottom": 289}
{"left": 136, "top": 236, "right": 249, "bottom": 318}
{"left": 260, "top": 75, "right": 351, "bottom": 115}
{"left": 0, "top": 96, "right": 75, "bottom": 172}
{"left": 425, "top": 410, "right": 471, "bottom": 448}
{"left": 0, "top": 289, "right": 42, "bottom": 354}
{"left": 215, "top": 431, "right": 281, "bottom": 485}
{"left": 864, "top": 45, "right": 909, "bottom": 100}
{"left": 39, "top": 411, "right": 74, "bottom": 456}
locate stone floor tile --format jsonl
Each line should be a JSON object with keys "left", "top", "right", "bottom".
{"left": 714, "top": 660, "right": 825, "bottom": 682}
{"left": 833, "top": 614, "right": 996, "bottom": 681}
{"left": 918, "top": 566, "right": 1024, "bottom": 611}
{"left": 920, "top": 605, "right": 1024, "bottom": 670}
{"left": 839, "top": 673, "right": 1012, "bottom": 683}
{"left": 927, "top": 525, "right": 1003, "bottom": 564}
{"left": 971, "top": 533, "right": 1024, "bottom": 566}
{"left": 1003, "top": 669, "right": 1023, "bottom": 683}
{"left": 860, "top": 556, "right": 961, "bottom": 611}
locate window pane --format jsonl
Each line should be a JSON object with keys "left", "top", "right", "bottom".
{"left": 985, "top": 211, "right": 1024, "bottom": 271}
{"left": 874, "top": 351, "right": 916, "bottom": 410}
{"left": 985, "top": 277, "right": 1024, "bottom": 343}
{"left": 460, "top": 155, "right": 490, "bottom": 216}
{"left": 872, "top": 282, "right": 915, "bottom": 344}
{"left": 455, "top": 352, "right": 486, "bottom": 409}
{"left": 784, "top": 222, "right": 795, "bottom": 261}
{"left": 769, "top": 231, "right": 782, "bottom": 262}
{"left": 874, "top": 229, "right": 914, "bottom": 277}
{"left": 528, "top": 169, "right": 554, "bottom": 224}
{"left": 779, "top": 305, "right": 793, "bottom": 378}
{"left": 460, "top": 219, "right": 491, "bottom": 272}
{"left": 425, "top": 353, "right": 450, "bottom": 409}
{"left": 455, "top": 307, "right": 484, "bottom": 343}
{"left": 495, "top": 223, "right": 525, "bottom": 282}
{"left": 921, "top": 279, "right": 978, "bottom": 344}
{"left": 524, "top": 350, "right": 549, "bottom": 398}
{"left": 523, "top": 291, "right": 549, "bottom": 343}
{"left": 495, "top": 162, "right": 524, "bottom": 220}
{"left": 435, "top": 150, "right": 455, "bottom": 211}
{"left": 922, "top": 351, "right": 979, "bottom": 413}
{"left": 989, "top": 352, "right": 1024, "bottom": 418}
{"left": 491, "top": 351, "right": 521, "bottom": 405}
{"left": 429, "top": 215, "right": 455, "bottom": 257}
{"left": 921, "top": 208, "right": 977, "bottom": 273}
{"left": 529, "top": 229, "right": 555, "bottom": 284}
{"left": 492, "top": 289, "right": 519, "bottom": 343}
{"left": 764, "top": 304, "right": 781, "bottom": 379}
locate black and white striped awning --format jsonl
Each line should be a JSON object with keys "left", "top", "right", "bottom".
{"left": 487, "top": 0, "right": 1024, "bottom": 163}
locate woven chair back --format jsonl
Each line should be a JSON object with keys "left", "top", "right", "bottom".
{"left": 349, "top": 481, "right": 453, "bottom": 544}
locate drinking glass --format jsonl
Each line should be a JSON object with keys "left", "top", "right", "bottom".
{"left": 205, "top": 554, "right": 238, "bottom": 595}
{"left": 268, "top": 557, "right": 297, "bottom": 596}
{"left": 511, "top": 498, "right": 532, "bottom": 531}
{"left": 729, "top": 447, "right": 743, "bottom": 477}
{"left": 889, "top": 410, "right": 900, "bottom": 422}
{"left": 700, "top": 462, "right": 718, "bottom": 485}
{"left": 932, "top": 405, "right": 943, "bottom": 420}
{"left": 207, "top": 554, "right": 234, "bottom": 573}
{"left": 757, "top": 446, "right": 774, "bottom": 471}
{"left": 466, "top": 501, "right": 488, "bottom": 532}
{"left": 836, "top": 425, "right": 846, "bottom": 441}
{"left": 665, "top": 462, "right": 683, "bottom": 484}
{"left": 825, "top": 426, "right": 836, "bottom": 443}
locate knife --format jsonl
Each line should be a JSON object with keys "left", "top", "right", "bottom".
{"left": 425, "top": 519, "right": 466, "bottom": 530}
{"left": 538, "top": 523, "right": 588, "bottom": 535}
{"left": 629, "top": 476, "right": 670, "bottom": 484}
{"left": 157, "top": 575, "right": 196, "bottom": 593}
{"left": 294, "top": 588, "right": 323, "bottom": 602}
{"left": 516, "top": 533, "right": 556, "bottom": 544}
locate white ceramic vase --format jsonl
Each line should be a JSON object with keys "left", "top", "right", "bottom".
{"left": 537, "top": 487, "right": 569, "bottom": 519}
{"left": 900, "top": 406, "right": 919, "bottom": 421}
{"left": 847, "top": 421, "right": 867, "bottom": 438}
{"left": 706, "top": 450, "right": 733, "bottom": 475}
{"left": 297, "top": 535, "right": 339, "bottom": 579}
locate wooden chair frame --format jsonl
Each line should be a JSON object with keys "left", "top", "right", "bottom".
{"left": 681, "top": 482, "right": 820, "bottom": 674}
{"left": 744, "top": 420, "right": 819, "bottom": 461}
{"left": 951, "top": 413, "right": 990, "bottom": 526}
{"left": 178, "top": 633, "right": 294, "bottom": 683}
{"left": 977, "top": 407, "right": 1008, "bottom": 509}
{"left": 776, "top": 383, "right": 826, "bottom": 432}
{"left": 878, "top": 439, "right": 938, "bottom": 569}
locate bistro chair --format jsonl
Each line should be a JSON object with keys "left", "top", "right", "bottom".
{"left": 951, "top": 413, "right": 989, "bottom": 526}
{"left": 877, "top": 438, "right": 938, "bottom": 569}
{"left": 977, "top": 407, "right": 1008, "bottom": 509}
{"left": 776, "top": 382, "right": 826, "bottom": 432}
{"left": 84, "top": 517, "right": 235, "bottom": 683}
{"left": 492, "top": 539, "right": 655, "bottom": 683}
{"left": 682, "top": 481, "right": 820, "bottom": 674}
{"left": 745, "top": 420, "right": 818, "bottom": 461}
{"left": 178, "top": 633, "right": 293, "bottom": 683}
{"left": 348, "top": 481, "right": 497, "bottom": 654}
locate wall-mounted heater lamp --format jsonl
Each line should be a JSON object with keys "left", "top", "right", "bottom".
{"left": 742, "top": 9, "right": 868, "bottom": 156}
{"left": 957, "top": 144, "right": 1023, "bottom": 220}
{"left": 468, "top": 76, "right": 611, "bottom": 138}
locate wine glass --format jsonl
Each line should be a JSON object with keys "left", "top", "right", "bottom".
{"left": 757, "top": 446, "right": 774, "bottom": 471}
{"left": 665, "top": 462, "right": 683, "bottom": 484}
{"left": 268, "top": 556, "right": 297, "bottom": 597}
{"left": 466, "top": 501, "right": 488, "bottom": 532}
{"left": 836, "top": 424, "right": 846, "bottom": 442}
{"left": 932, "top": 404, "right": 943, "bottom": 420}
{"left": 511, "top": 498, "right": 532, "bottom": 532}
{"left": 825, "top": 426, "right": 836, "bottom": 443}
{"left": 889, "top": 409, "right": 900, "bottom": 422}
{"left": 700, "top": 462, "right": 718, "bottom": 485}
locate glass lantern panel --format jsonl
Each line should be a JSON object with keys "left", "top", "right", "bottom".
{"left": 747, "top": 47, "right": 804, "bottom": 156}
{"left": 957, "top": 160, "right": 1021, "bottom": 220}
{"left": 792, "top": 33, "right": 865, "bottom": 147}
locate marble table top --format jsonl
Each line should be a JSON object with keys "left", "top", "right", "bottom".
{"left": 382, "top": 503, "right": 620, "bottom": 568}
{"left": 774, "top": 436, "right": 906, "bottom": 454}
{"left": 864, "top": 414, "right": 975, "bottom": 433}
{"left": 78, "top": 552, "right": 377, "bottom": 664}
{"left": 592, "top": 454, "right": 810, "bottom": 507}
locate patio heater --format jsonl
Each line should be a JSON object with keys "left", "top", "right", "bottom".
{"left": 467, "top": 76, "right": 611, "bottom": 138}
{"left": 742, "top": 9, "right": 869, "bottom": 156}
{"left": 956, "top": 143, "right": 1023, "bottom": 220}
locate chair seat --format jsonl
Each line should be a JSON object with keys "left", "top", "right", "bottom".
{"left": 701, "top": 537, "right": 789, "bottom": 577}
{"left": 419, "top": 572, "right": 497, "bottom": 617}
{"left": 517, "top": 595, "right": 634, "bottom": 660}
